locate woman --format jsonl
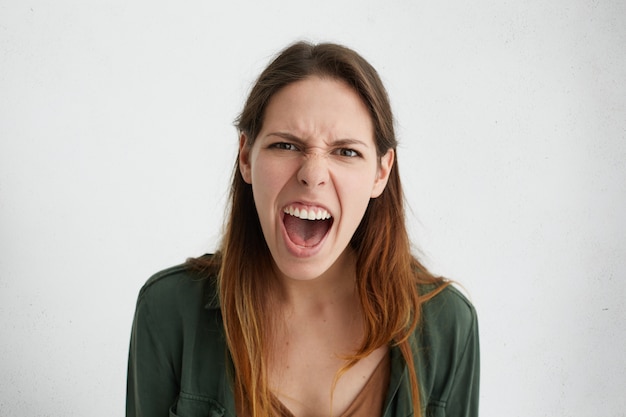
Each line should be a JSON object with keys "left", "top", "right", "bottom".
{"left": 127, "top": 41, "right": 479, "bottom": 417}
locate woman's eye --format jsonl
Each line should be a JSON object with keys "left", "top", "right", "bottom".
{"left": 271, "top": 142, "right": 298, "bottom": 151}
{"left": 336, "top": 148, "right": 360, "bottom": 157}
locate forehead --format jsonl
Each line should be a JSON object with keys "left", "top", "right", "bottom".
{"left": 260, "top": 76, "right": 374, "bottom": 143}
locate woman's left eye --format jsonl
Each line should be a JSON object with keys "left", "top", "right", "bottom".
{"left": 336, "top": 148, "right": 360, "bottom": 158}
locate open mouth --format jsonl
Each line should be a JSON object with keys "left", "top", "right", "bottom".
{"left": 282, "top": 205, "right": 333, "bottom": 248}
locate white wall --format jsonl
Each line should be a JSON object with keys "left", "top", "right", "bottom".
{"left": 1, "top": 1, "right": 624, "bottom": 416}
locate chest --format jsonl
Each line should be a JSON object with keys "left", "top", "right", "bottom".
{"left": 268, "top": 339, "right": 389, "bottom": 417}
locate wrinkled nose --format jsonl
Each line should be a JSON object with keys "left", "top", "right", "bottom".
{"left": 297, "top": 153, "right": 328, "bottom": 187}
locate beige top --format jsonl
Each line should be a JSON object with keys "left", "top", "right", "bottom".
{"left": 279, "top": 353, "right": 391, "bottom": 417}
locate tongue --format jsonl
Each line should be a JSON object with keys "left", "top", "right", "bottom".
{"left": 284, "top": 215, "right": 331, "bottom": 247}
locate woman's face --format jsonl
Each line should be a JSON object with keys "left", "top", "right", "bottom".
{"left": 239, "top": 76, "right": 393, "bottom": 282}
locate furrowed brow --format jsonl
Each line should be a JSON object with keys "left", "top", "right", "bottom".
{"left": 331, "top": 138, "right": 369, "bottom": 148}
{"left": 266, "top": 132, "right": 306, "bottom": 145}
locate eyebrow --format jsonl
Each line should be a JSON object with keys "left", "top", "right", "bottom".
{"left": 265, "top": 132, "right": 370, "bottom": 148}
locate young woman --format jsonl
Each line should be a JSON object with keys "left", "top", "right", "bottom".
{"left": 127, "top": 41, "right": 479, "bottom": 417}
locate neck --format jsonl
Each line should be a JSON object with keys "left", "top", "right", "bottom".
{"left": 274, "top": 249, "right": 360, "bottom": 316}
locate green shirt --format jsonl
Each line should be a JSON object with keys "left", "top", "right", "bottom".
{"left": 126, "top": 259, "right": 479, "bottom": 417}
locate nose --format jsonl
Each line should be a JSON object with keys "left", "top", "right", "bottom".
{"left": 297, "top": 153, "right": 328, "bottom": 187}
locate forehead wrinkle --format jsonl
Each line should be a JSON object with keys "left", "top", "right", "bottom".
{"left": 261, "top": 79, "right": 375, "bottom": 149}
{"left": 264, "top": 109, "right": 354, "bottom": 143}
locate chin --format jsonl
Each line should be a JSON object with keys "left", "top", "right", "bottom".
{"left": 274, "top": 258, "right": 334, "bottom": 282}
{"left": 273, "top": 245, "right": 354, "bottom": 283}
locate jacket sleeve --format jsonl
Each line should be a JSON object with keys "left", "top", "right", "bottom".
{"left": 444, "top": 302, "right": 480, "bottom": 417}
{"left": 126, "top": 288, "right": 180, "bottom": 417}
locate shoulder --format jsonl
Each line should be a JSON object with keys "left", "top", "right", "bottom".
{"left": 128, "top": 256, "right": 230, "bottom": 416}
{"left": 414, "top": 283, "right": 479, "bottom": 399}
{"left": 420, "top": 283, "right": 477, "bottom": 334}
{"left": 416, "top": 284, "right": 480, "bottom": 413}
{"left": 135, "top": 255, "right": 220, "bottom": 323}
{"left": 418, "top": 283, "right": 478, "bottom": 355}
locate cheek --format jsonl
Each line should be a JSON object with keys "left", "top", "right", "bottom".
{"left": 251, "top": 156, "right": 295, "bottom": 200}
{"left": 334, "top": 164, "right": 378, "bottom": 194}
{"left": 332, "top": 165, "right": 378, "bottom": 213}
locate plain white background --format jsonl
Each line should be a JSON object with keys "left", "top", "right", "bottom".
{"left": 1, "top": 0, "right": 625, "bottom": 416}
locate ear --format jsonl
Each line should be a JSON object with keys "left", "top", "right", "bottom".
{"left": 370, "top": 149, "right": 394, "bottom": 198}
{"left": 239, "top": 133, "right": 252, "bottom": 184}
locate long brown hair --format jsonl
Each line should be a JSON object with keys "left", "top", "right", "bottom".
{"left": 194, "top": 41, "right": 447, "bottom": 416}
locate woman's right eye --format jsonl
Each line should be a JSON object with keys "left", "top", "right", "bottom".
{"left": 271, "top": 142, "right": 298, "bottom": 151}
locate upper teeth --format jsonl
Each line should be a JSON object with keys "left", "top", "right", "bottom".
{"left": 284, "top": 206, "right": 332, "bottom": 220}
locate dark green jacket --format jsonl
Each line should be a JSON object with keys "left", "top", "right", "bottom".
{"left": 126, "top": 259, "right": 479, "bottom": 417}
